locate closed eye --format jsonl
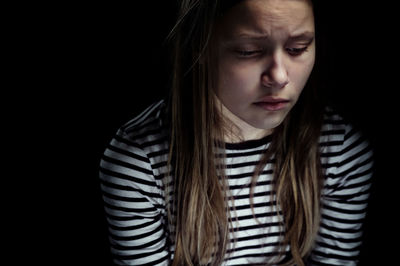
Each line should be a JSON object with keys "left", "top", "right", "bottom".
{"left": 286, "top": 47, "right": 308, "bottom": 56}
{"left": 235, "top": 49, "right": 264, "bottom": 58}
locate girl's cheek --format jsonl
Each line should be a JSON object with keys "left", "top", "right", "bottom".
{"left": 291, "top": 60, "right": 314, "bottom": 88}
{"left": 221, "top": 65, "right": 253, "bottom": 91}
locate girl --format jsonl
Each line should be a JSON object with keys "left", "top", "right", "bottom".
{"left": 99, "top": 0, "right": 373, "bottom": 265}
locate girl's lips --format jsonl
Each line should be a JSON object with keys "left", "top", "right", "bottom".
{"left": 254, "top": 97, "right": 290, "bottom": 111}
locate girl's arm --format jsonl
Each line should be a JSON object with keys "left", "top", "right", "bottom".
{"left": 99, "top": 128, "right": 170, "bottom": 265}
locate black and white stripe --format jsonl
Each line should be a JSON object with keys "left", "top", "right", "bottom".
{"left": 99, "top": 100, "right": 373, "bottom": 265}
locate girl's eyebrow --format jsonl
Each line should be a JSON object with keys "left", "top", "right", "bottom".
{"left": 225, "top": 31, "right": 315, "bottom": 42}
{"left": 234, "top": 32, "right": 270, "bottom": 41}
{"left": 288, "top": 31, "right": 315, "bottom": 42}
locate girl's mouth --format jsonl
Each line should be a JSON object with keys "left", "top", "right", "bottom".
{"left": 254, "top": 97, "right": 290, "bottom": 111}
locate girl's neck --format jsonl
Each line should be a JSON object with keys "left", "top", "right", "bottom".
{"left": 218, "top": 99, "right": 273, "bottom": 143}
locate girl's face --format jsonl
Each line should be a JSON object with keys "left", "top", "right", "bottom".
{"left": 214, "top": 0, "right": 315, "bottom": 140}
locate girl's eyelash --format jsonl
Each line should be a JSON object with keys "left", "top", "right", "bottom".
{"left": 286, "top": 47, "right": 308, "bottom": 56}
{"left": 234, "top": 46, "right": 309, "bottom": 58}
{"left": 235, "top": 49, "right": 263, "bottom": 57}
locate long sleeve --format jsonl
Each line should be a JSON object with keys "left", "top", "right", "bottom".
{"left": 99, "top": 128, "right": 170, "bottom": 266}
{"left": 308, "top": 123, "right": 374, "bottom": 265}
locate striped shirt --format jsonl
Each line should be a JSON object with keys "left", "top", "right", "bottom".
{"left": 99, "top": 100, "right": 373, "bottom": 266}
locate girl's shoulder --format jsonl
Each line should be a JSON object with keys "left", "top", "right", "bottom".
{"left": 112, "top": 99, "right": 169, "bottom": 153}
{"left": 319, "top": 106, "right": 374, "bottom": 186}
{"left": 321, "top": 106, "right": 348, "bottom": 132}
{"left": 120, "top": 99, "right": 167, "bottom": 141}
{"left": 320, "top": 106, "right": 357, "bottom": 147}
{"left": 113, "top": 99, "right": 170, "bottom": 171}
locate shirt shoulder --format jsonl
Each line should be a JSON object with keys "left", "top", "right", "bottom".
{"left": 319, "top": 107, "right": 374, "bottom": 198}
{"left": 319, "top": 107, "right": 369, "bottom": 158}
{"left": 320, "top": 107, "right": 347, "bottom": 147}
{"left": 120, "top": 99, "right": 168, "bottom": 143}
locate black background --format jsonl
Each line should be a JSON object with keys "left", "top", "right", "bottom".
{"left": 8, "top": 1, "right": 398, "bottom": 265}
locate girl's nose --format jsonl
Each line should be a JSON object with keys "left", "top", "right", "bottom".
{"left": 261, "top": 51, "right": 289, "bottom": 90}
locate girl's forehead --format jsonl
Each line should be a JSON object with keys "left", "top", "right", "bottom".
{"left": 218, "top": 0, "right": 314, "bottom": 40}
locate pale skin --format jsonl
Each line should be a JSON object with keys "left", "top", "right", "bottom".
{"left": 214, "top": 0, "right": 316, "bottom": 142}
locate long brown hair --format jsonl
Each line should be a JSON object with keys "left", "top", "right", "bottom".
{"left": 166, "top": 1, "right": 325, "bottom": 265}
